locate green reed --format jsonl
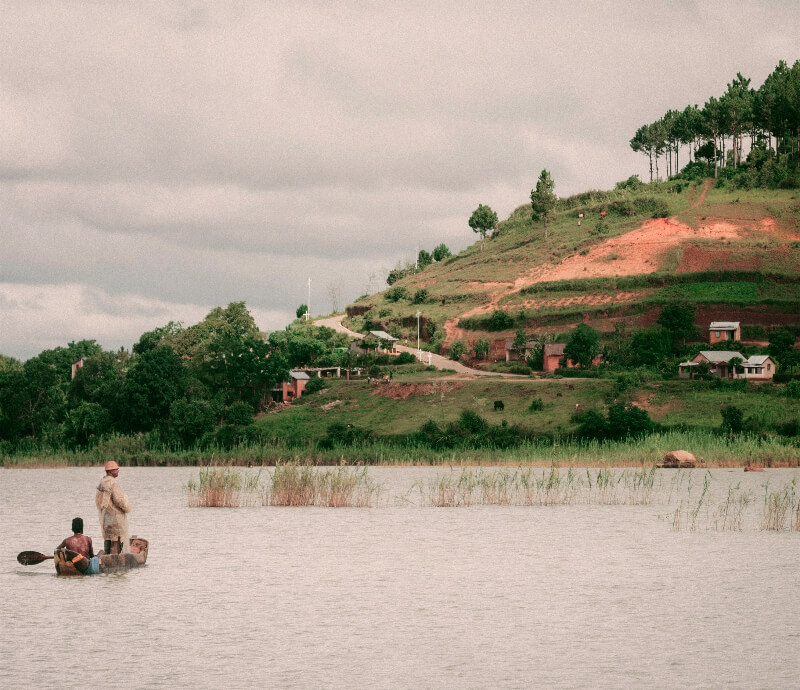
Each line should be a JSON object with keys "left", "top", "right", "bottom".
{"left": 265, "top": 463, "right": 381, "bottom": 507}
{"left": 185, "top": 463, "right": 262, "bottom": 507}
{"left": 712, "top": 483, "right": 752, "bottom": 531}
{"left": 761, "top": 479, "right": 800, "bottom": 531}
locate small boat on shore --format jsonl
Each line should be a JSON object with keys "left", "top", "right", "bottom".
{"left": 54, "top": 536, "right": 148, "bottom": 576}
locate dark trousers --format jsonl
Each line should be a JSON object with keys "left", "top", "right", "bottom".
{"left": 104, "top": 538, "right": 123, "bottom": 554}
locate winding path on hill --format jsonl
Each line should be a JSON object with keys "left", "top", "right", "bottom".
{"left": 442, "top": 179, "right": 790, "bottom": 349}
{"left": 314, "top": 315, "right": 523, "bottom": 378}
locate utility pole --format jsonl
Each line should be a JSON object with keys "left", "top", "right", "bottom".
{"left": 416, "top": 310, "right": 421, "bottom": 360}
{"left": 306, "top": 277, "right": 311, "bottom": 321}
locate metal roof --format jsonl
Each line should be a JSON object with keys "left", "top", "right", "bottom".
{"left": 709, "top": 321, "right": 740, "bottom": 330}
{"left": 746, "top": 355, "right": 772, "bottom": 365}
{"left": 696, "top": 351, "right": 745, "bottom": 363}
{"left": 290, "top": 371, "right": 311, "bottom": 380}
{"left": 368, "top": 330, "right": 398, "bottom": 341}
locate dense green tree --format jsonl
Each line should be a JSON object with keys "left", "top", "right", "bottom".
{"left": 657, "top": 303, "right": 697, "bottom": 351}
{"left": 0, "top": 354, "right": 22, "bottom": 374}
{"left": 629, "top": 327, "right": 671, "bottom": 367}
{"left": 167, "top": 398, "right": 216, "bottom": 447}
{"left": 768, "top": 329, "right": 800, "bottom": 372}
{"left": 417, "top": 249, "right": 433, "bottom": 269}
{"left": 530, "top": 169, "right": 556, "bottom": 238}
{"left": 117, "top": 346, "right": 187, "bottom": 433}
{"left": 63, "top": 401, "right": 110, "bottom": 448}
{"left": 563, "top": 324, "right": 600, "bottom": 368}
{"left": 432, "top": 243, "right": 452, "bottom": 261}
{"left": 468, "top": 204, "right": 498, "bottom": 251}
{"left": 296, "top": 304, "right": 308, "bottom": 319}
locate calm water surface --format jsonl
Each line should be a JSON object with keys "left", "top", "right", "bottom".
{"left": 1, "top": 466, "right": 798, "bottom": 689}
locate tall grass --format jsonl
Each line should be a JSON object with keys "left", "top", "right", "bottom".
{"left": 185, "top": 464, "right": 262, "bottom": 507}
{"left": 4, "top": 430, "right": 799, "bottom": 468}
{"left": 417, "top": 465, "right": 659, "bottom": 507}
{"left": 265, "top": 464, "right": 381, "bottom": 507}
{"left": 761, "top": 479, "right": 800, "bottom": 531}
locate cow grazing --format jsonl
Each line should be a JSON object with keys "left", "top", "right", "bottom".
{"left": 493, "top": 400, "right": 504, "bottom": 411}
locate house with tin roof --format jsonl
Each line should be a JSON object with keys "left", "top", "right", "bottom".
{"left": 709, "top": 321, "right": 741, "bottom": 345}
{"left": 678, "top": 350, "right": 775, "bottom": 381}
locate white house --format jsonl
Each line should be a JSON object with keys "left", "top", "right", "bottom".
{"left": 678, "top": 350, "right": 775, "bottom": 381}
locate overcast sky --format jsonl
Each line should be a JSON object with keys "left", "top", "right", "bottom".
{"left": 1, "top": 2, "right": 798, "bottom": 361}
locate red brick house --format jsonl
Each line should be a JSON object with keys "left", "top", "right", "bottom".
{"left": 541, "top": 342, "right": 602, "bottom": 373}
{"left": 270, "top": 371, "right": 310, "bottom": 403}
{"left": 709, "top": 321, "right": 741, "bottom": 345}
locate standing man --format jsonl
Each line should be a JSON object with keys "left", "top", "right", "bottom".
{"left": 96, "top": 460, "right": 131, "bottom": 554}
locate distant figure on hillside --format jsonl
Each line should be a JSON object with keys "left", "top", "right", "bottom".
{"left": 96, "top": 460, "right": 132, "bottom": 554}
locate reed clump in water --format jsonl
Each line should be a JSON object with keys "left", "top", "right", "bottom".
{"left": 418, "top": 465, "right": 660, "bottom": 507}
{"left": 761, "top": 479, "right": 800, "bottom": 531}
{"left": 185, "top": 464, "right": 262, "bottom": 507}
{"left": 672, "top": 471, "right": 711, "bottom": 531}
{"left": 712, "top": 483, "right": 752, "bottom": 531}
{"left": 265, "top": 464, "right": 380, "bottom": 507}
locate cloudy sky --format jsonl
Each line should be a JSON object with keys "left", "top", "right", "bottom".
{"left": 2, "top": 2, "right": 798, "bottom": 361}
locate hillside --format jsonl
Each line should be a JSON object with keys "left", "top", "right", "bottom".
{"left": 347, "top": 179, "right": 800, "bottom": 357}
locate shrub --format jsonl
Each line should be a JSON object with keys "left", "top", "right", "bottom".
{"left": 528, "top": 398, "right": 544, "bottom": 412}
{"left": 304, "top": 377, "right": 327, "bottom": 394}
{"left": 395, "top": 352, "right": 416, "bottom": 364}
{"left": 783, "top": 380, "right": 800, "bottom": 399}
{"left": 487, "top": 310, "right": 515, "bottom": 331}
{"left": 449, "top": 340, "right": 467, "bottom": 361}
{"left": 385, "top": 286, "right": 407, "bottom": 302}
{"left": 720, "top": 405, "right": 744, "bottom": 434}
{"left": 226, "top": 401, "right": 254, "bottom": 426}
{"left": 412, "top": 288, "right": 428, "bottom": 304}
{"left": 507, "top": 364, "right": 531, "bottom": 375}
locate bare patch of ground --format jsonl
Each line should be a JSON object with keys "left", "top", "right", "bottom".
{"left": 678, "top": 246, "right": 762, "bottom": 272}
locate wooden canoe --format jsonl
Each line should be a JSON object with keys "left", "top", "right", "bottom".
{"left": 54, "top": 536, "right": 148, "bottom": 576}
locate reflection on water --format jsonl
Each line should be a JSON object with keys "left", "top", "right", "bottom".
{"left": 1, "top": 467, "right": 798, "bottom": 689}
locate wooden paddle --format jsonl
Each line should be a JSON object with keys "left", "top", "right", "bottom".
{"left": 17, "top": 551, "right": 54, "bottom": 566}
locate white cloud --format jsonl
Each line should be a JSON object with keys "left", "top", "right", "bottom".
{"left": 1, "top": 1, "right": 798, "bottom": 359}
{"left": 0, "top": 282, "right": 291, "bottom": 361}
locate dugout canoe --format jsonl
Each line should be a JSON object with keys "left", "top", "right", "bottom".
{"left": 54, "top": 536, "right": 148, "bottom": 576}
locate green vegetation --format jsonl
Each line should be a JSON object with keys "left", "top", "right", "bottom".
{"left": 531, "top": 169, "right": 557, "bottom": 238}
{"left": 468, "top": 203, "right": 498, "bottom": 251}
{"left": 630, "top": 61, "right": 800, "bottom": 187}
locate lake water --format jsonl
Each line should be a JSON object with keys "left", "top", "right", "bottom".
{"left": 1, "top": 466, "right": 799, "bottom": 689}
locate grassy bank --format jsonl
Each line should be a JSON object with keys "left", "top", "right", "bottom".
{"left": 4, "top": 430, "right": 798, "bottom": 468}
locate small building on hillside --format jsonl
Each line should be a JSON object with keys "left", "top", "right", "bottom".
{"left": 270, "top": 371, "right": 310, "bottom": 403}
{"left": 350, "top": 331, "right": 401, "bottom": 356}
{"left": 504, "top": 338, "right": 539, "bottom": 362}
{"left": 709, "top": 321, "right": 741, "bottom": 345}
{"left": 542, "top": 343, "right": 567, "bottom": 372}
{"left": 541, "top": 342, "right": 601, "bottom": 373}
{"left": 678, "top": 351, "right": 775, "bottom": 381}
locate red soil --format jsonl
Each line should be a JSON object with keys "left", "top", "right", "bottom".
{"left": 442, "top": 180, "right": 794, "bottom": 348}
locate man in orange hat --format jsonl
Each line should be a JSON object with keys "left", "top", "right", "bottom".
{"left": 95, "top": 460, "right": 132, "bottom": 554}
